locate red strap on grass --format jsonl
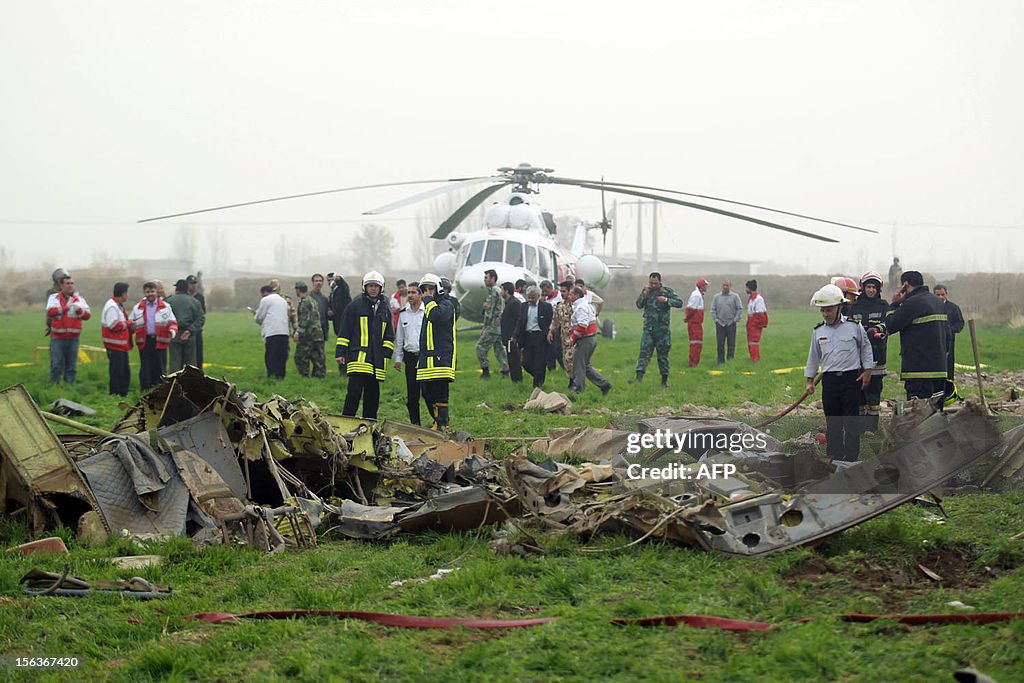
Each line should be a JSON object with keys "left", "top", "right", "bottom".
{"left": 184, "top": 610, "right": 1024, "bottom": 631}
{"left": 186, "top": 610, "right": 555, "bottom": 629}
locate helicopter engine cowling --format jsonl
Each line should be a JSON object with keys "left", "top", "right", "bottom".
{"left": 575, "top": 254, "right": 611, "bottom": 289}
{"left": 433, "top": 251, "right": 457, "bottom": 277}
{"left": 446, "top": 232, "right": 465, "bottom": 249}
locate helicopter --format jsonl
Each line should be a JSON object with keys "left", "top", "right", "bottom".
{"left": 142, "top": 162, "right": 876, "bottom": 322}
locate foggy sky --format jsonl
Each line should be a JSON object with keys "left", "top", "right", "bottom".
{"left": 2, "top": 1, "right": 1022, "bottom": 277}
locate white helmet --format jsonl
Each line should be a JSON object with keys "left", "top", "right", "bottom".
{"left": 420, "top": 272, "right": 442, "bottom": 294}
{"left": 811, "top": 284, "right": 844, "bottom": 307}
{"left": 362, "top": 271, "right": 385, "bottom": 289}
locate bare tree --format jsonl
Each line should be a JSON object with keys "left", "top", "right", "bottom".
{"left": 175, "top": 223, "right": 197, "bottom": 266}
{"left": 348, "top": 223, "right": 396, "bottom": 272}
{"left": 205, "top": 226, "right": 227, "bottom": 277}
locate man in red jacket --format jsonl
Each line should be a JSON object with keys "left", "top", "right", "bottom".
{"left": 684, "top": 278, "right": 709, "bottom": 367}
{"left": 45, "top": 275, "right": 91, "bottom": 384}
{"left": 130, "top": 281, "right": 179, "bottom": 391}
{"left": 101, "top": 282, "right": 133, "bottom": 396}
{"left": 745, "top": 279, "right": 769, "bottom": 362}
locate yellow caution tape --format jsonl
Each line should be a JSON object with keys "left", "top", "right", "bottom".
{"left": 771, "top": 366, "right": 805, "bottom": 375}
{"left": 202, "top": 363, "right": 245, "bottom": 371}
{"left": 954, "top": 362, "right": 987, "bottom": 370}
{"left": 1, "top": 362, "right": 33, "bottom": 368}
{"left": 707, "top": 370, "right": 725, "bottom": 376}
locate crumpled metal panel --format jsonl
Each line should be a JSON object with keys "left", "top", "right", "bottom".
{"left": 157, "top": 412, "right": 247, "bottom": 500}
{"left": 698, "top": 409, "right": 1003, "bottom": 556}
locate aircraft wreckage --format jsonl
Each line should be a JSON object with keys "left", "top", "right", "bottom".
{"left": 0, "top": 366, "right": 1016, "bottom": 556}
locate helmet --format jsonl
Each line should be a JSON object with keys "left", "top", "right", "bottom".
{"left": 830, "top": 276, "right": 860, "bottom": 298}
{"left": 420, "top": 272, "right": 442, "bottom": 293}
{"left": 696, "top": 277, "right": 709, "bottom": 288}
{"left": 439, "top": 276, "right": 452, "bottom": 296}
{"left": 811, "top": 284, "right": 845, "bottom": 307}
{"left": 860, "top": 271, "right": 883, "bottom": 288}
{"left": 51, "top": 267, "right": 70, "bottom": 283}
{"left": 362, "top": 271, "right": 385, "bottom": 289}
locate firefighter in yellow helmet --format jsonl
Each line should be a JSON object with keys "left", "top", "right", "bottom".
{"left": 416, "top": 273, "right": 457, "bottom": 431}
{"left": 335, "top": 271, "right": 394, "bottom": 419}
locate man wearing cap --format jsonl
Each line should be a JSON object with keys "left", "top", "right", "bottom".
{"left": 744, "top": 279, "right": 768, "bottom": 362}
{"left": 293, "top": 281, "right": 326, "bottom": 378}
{"left": 685, "top": 278, "right": 709, "bottom": 367}
{"left": 165, "top": 279, "right": 205, "bottom": 373}
{"left": 186, "top": 274, "right": 206, "bottom": 369}
{"left": 883, "top": 270, "right": 949, "bottom": 400}
{"left": 45, "top": 274, "right": 91, "bottom": 384}
{"left": 806, "top": 284, "right": 874, "bottom": 464}
{"left": 711, "top": 279, "right": 743, "bottom": 364}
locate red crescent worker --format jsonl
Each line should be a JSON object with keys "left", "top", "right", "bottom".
{"left": 745, "top": 279, "right": 768, "bottom": 362}
{"left": 685, "top": 278, "right": 709, "bottom": 367}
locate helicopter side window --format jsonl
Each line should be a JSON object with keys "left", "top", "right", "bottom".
{"left": 484, "top": 239, "right": 504, "bottom": 263}
{"left": 524, "top": 244, "right": 538, "bottom": 274}
{"left": 506, "top": 241, "right": 524, "bottom": 267}
{"left": 537, "top": 248, "right": 551, "bottom": 279}
{"left": 466, "top": 240, "right": 485, "bottom": 266}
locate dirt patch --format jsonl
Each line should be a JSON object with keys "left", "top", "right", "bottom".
{"left": 783, "top": 544, "right": 1008, "bottom": 611}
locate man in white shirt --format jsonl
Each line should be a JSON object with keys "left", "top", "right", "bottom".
{"left": 393, "top": 282, "right": 428, "bottom": 425}
{"left": 252, "top": 284, "right": 291, "bottom": 378}
{"left": 567, "top": 286, "right": 612, "bottom": 396}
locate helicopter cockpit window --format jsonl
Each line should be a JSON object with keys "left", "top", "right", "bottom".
{"left": 524, "top": 244, "right": 538, "bottom": 274}
{"left": 466, "top": 240, "right": 485, "bottom": 266}
{"left": 506, "top": 241, "right": 524, "bottom": 267}
{"left": 484, "top": 239, "right": 504, "bottom": 263}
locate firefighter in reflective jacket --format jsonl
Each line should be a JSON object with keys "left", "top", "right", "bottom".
{"left": 416, "top": 273, "right": 457, "bottom": 431}
{"left": 881, "top": 270, "right": 948, "bottom": 401}
{"left": 336, "top": 271, "right": 394, "bottom": 419}
{"left": 846, "top": 271, "right": 889, "bottom": 432}
{"left": 684, "top": 278, "right": 708, "bottom": 367}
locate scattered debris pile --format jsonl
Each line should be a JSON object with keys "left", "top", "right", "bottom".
{"left": 0, "top": 368, "right": 1014, "bottom": 557}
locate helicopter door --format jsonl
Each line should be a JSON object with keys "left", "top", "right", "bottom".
{"left": 537, "top": 248, "right": 552, "bottom": 280}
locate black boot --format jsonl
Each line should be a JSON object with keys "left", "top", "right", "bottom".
{"left": 628, "top": 372, "right": 643, "bottom": 384}
{"left": 661, "top": 375, "right": 669, "bottom": 388}
{"left": 480, "top": 367, "right": 490, "bottom": 379}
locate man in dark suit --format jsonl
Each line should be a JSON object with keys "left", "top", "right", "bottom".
{"left": 500, "top": 282, "right": 523, "bottom": 383}
{"left": 516, "top": 285, "right": 553, "bottom": 388}
{"left": 327, "top": 273, "right": 352, "bottom": 375}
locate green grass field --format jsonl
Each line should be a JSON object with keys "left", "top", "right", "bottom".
{"left": 1, "top": 308, "right": 1023, "bottom": 682}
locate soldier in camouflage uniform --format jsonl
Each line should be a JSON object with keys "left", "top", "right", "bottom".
{"left": 548, "top": 279, "right": 575, "bottom": 381}
{"left": 293, "top": 281, "right": 326, "bottom": 378}
{"left": 632, "top": 271, "right": 683, "bottom": 388}
{"left": 475, "top": 269, "right": 508, "bottom": 378}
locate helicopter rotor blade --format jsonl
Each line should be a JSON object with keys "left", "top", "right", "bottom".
{"left": 430, "top": 182, "right": 511, "bottom": 239}
{"left": 600, "top": 176, "right": 609, "bottom": 247}
{"left": 138, "top": 176, "right": 493, "bottom": 223}
{"left": 551, "top": 176, "right": 875, "bottom": 234}
{"left": 553, "top": 179, "right": 839, "bottom": 243}
{"left": 363, "top": 176, "right": 508, "bottom": 215}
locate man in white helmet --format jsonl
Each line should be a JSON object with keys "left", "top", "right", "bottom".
{"left": 805, "top": 284, "right": 875, "bottom": 465}
{"left": 336, "top": 271, "right": 395, "bottom": 419}
{"left": 416, "top": 273, "right": 457, "bottom": 431}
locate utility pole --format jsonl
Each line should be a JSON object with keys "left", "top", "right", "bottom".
{"left": 651, "top": 202, "right": 659, "bottom": 271}
{"left": 611, "top": 199, "right": 619, "bottom": 260}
